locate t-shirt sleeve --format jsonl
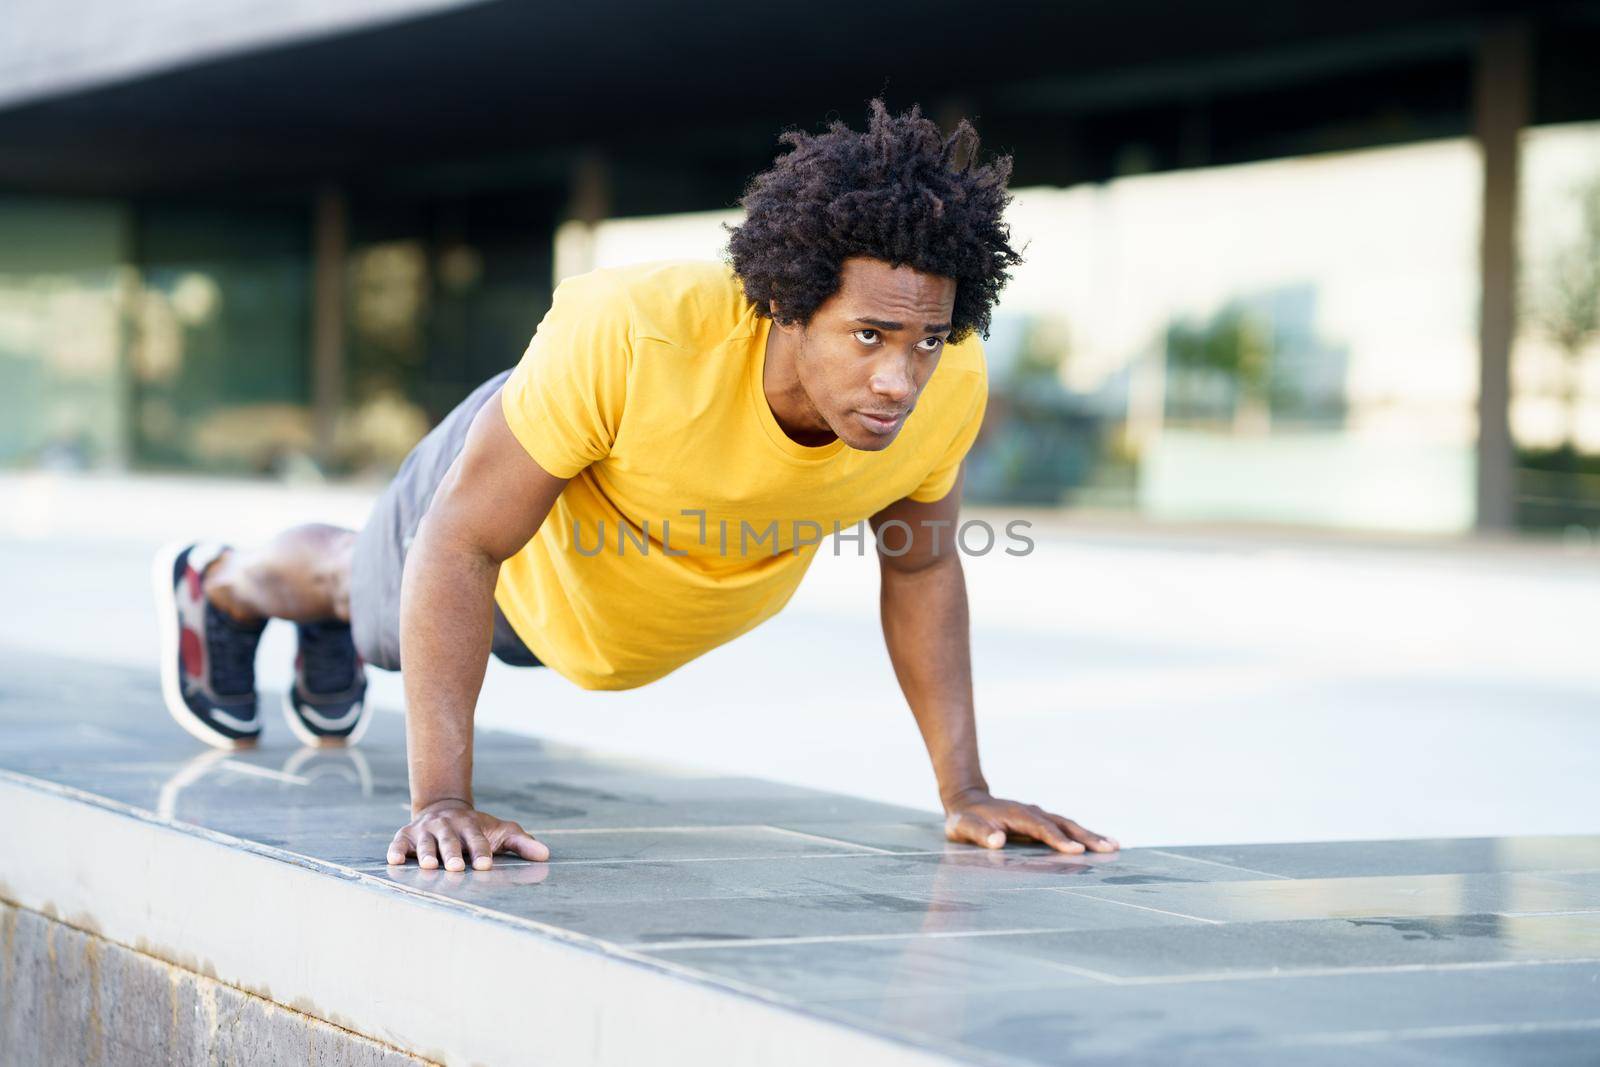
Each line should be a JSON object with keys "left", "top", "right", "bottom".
{"left": 499, "top": 270, "right": 634, "bottom": 478}
{"left": 908, "top": 344, "right": 989, "bottom": 503}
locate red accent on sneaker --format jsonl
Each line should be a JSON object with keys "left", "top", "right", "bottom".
{"left": 184, "top": 564, "right": 203, "bottom": 601}
{"left": 180, "top": 626, "right": 205, "bottom": 680}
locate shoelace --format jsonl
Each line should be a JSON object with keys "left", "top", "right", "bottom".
{"left": 205, "top": 604, "right": 262, "bottom": 698}
{"left": 300, "top": 622, "right": 357, "bottom": 695}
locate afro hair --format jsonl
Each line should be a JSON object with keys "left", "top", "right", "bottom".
{"left": 726, "top": 100, "right": 1022, "bottom": 344}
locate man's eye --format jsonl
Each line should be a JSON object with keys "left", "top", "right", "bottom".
{"left": 853, "top": 329, "right": 880, "bottom": 345}
{"left": 917, "top": 337, "right": 945, "bottom": 352}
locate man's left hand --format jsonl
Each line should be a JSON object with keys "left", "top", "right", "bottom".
{"left": 944, "top": 790, "right": 1120, "bottom": 854}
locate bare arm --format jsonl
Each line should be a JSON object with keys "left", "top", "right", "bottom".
{"left": 386, "top": 390, "right": 571, "bottom": 871}
{"left": 871, "top": 471, "right": 1119, "bottom": 854}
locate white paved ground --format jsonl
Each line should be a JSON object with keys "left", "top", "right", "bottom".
{"left": 3, "top": 471, "right": 1596, "bottom": 848}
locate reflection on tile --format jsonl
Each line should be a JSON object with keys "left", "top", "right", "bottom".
{"left": 369, "top": 861, "right": 557, "bottom": 897}
{"left": 1359, "top": 1028, "right": 1600, "bottom": 1067}
{"left": 809, "top": 962, "right": 1600, "bottom": 1066}
{"left": 598, "top": 888, "right": 1192, "bottom": 947}
{"left": 1164, "top": 836, "right": 1600, "bottom": 880}
{"left": 958, "top": 912, "right": 1600, "bottom": 981}
{"left": 359, "top": 847, "right": 1277, "bottom": 907}
{"left": 229, "top": 821, "right": 891, "bottom": 873}
{"left": 886, "top": 847, "right": 1269, "bottom": 888}
{"left": 772, "top": 824, "right": 1277, "bottom": 884}
{"left": 1537, "top": 870, "right": 1600, "bottom": 897}
{"left": 365, "top": 853, "right": 963, "bottom": 906}
{"left": 361, "top": 874, "right": 1198, "bottom": 946}
{"left": 532, "top": 827, "right": 877, "bottom": 863}
{"left": 767, "top": 821, "right": 970, "bottom": 854}
{"left": 1059, "top": 873, "right": 1600, "bottom": 923}
{"left": 648, "top": 937, "right": 1103, "bottom": 1000}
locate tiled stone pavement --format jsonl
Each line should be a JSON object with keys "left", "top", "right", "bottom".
{"left": 3, "top": 651, "right": 1598, "bottom": 1065}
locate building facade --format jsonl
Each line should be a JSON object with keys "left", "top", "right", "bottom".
{"left": 3, "top": 0, "right": 1599, "bottom": 532}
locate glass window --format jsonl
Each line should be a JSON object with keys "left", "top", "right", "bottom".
{"left": 0, "top": 197, "right": 128, "bottom": 470}
{"left": 979, "top": 141, "right": 1481, "bottom": 534}
{"left": 1516, "top": 121, "right": 1600, "bottom": 535}
{"left": 130, "top": 202, "right": 311, "bottom": 475}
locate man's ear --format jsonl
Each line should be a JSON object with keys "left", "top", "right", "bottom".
{"left": 769, "top": 300, "right": 802, "bottom": 334}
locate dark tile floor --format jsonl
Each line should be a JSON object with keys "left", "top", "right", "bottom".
{"left": 4, "top": 651, "right": 1598, "bottom": 1065}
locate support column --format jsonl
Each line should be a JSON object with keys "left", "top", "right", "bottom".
{"left": 553, "top": 153, "right": 610, "bottom": 284}
{"left": 310, "top": 186, "right": 347, "bottom": 471}
{"left": 1473, "top": 22, "right": 1530, "bottom": 533}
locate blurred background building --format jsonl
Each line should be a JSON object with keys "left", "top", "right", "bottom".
{"left": 3, "top": 0, "right": 1599, "bottom": 535}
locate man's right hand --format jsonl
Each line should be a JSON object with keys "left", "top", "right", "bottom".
{"left": 387, "top": 799, "right": 551, "bottom": 871}
{"left": 392, "top": 391, "right": 571, "bottom": 875}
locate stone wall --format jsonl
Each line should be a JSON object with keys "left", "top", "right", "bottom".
{"left": 0, "top": 901, "right": 429, "bottom": 1066}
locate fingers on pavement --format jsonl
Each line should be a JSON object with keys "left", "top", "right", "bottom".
{"left": 502, "top": 826, "right": 551, "bottom": 862}
{"left": 415, "top": 831, "right": 441, "bottom": 870}
{"left": 946, "top": 810, "right": 1007, "bottom": 849}
{"left": 387, "top": 831, "right": 413, "bottom": 866}
{"left": 462, "top": 826, "right": 495, "bottom": 871}
{"left": 1052, "top": 813, "right": 1119, "bottom": 853}
{"left": 1013, "top": 808, "right": 1083, "bottom": 854}
{"left": 437, "top": 829, "right": 469, "bottom": 872}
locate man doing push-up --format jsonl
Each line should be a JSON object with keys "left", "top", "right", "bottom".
{"left": 152, "top": 102, "right": 1120, "bottom": 872}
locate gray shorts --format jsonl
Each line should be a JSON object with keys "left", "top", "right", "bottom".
{"left": 349, "top": 369, "right": 543, "bottom": 673}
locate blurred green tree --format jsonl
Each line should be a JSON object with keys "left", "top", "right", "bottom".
{"left": 1530, "top": 174, "right": 1600, "bottom": 449}
{"left": 1165, "top": 303, "right": 1274, "bottom": 431}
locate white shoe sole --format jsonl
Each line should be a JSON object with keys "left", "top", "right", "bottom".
{"left": 282, "top": 686, "right": 372, "bottom": 749}
{"left": 150, "top": 540, "right": 258, "bottom": 751}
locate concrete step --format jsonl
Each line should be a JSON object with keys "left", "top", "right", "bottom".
{"left": 3, "top": 651, "right": 1598, "bottom": 1065}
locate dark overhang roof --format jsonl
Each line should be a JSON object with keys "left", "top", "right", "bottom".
{"left": 1, "top": 0, "right": 1597, "bottom": 204}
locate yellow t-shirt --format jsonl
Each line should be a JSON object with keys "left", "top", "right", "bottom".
{"left": 494, "top": 260, "right": 987, "bottom": 690}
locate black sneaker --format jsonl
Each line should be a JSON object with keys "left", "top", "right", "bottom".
{"left": 152, "top": 542, "right": 266, "bottom": 749}
{"left": 283, "top": 620, "right": 370, "bottom": 747}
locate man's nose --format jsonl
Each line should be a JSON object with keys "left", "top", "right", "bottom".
{"left": 870, "top": 359, "right": 914, "bottom": 403}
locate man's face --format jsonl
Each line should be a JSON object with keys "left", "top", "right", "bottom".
{"left": 782, "top": 257, "right": 957, "bottom": 452}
